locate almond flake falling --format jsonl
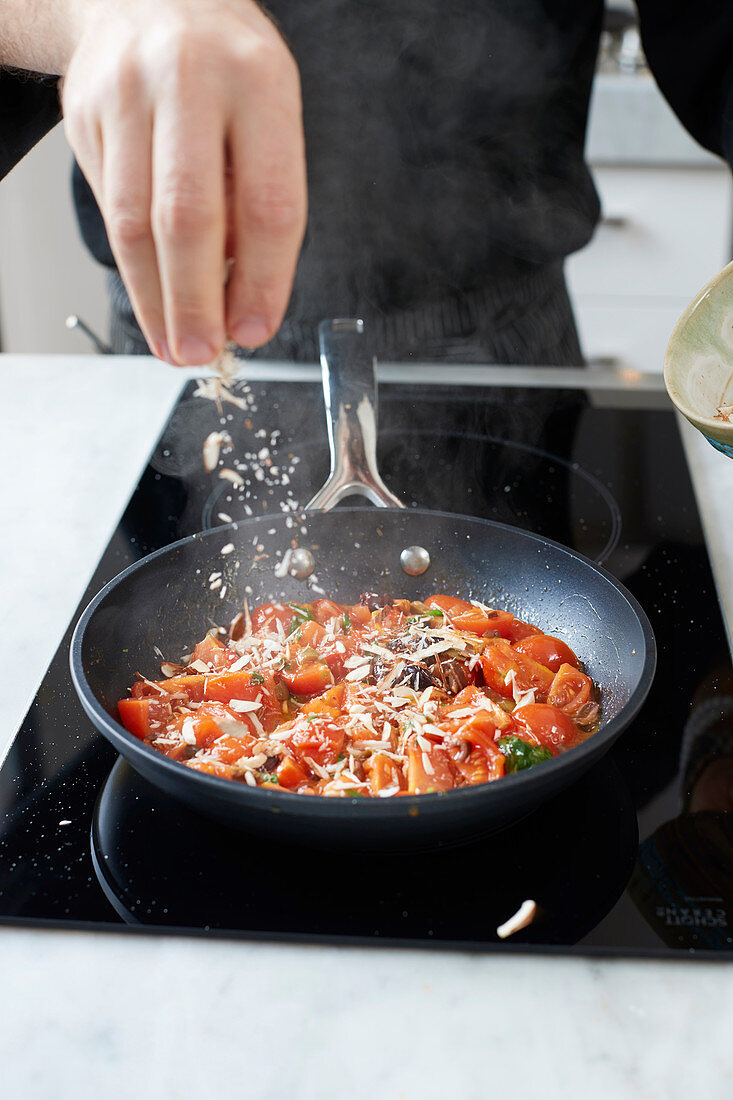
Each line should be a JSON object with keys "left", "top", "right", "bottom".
{"left": 220, "top": 543, "right": 235, "bottom": 555}
{"left": 203, "top": 430, "right": 233, "bottom": 473}
{"left": 193, "top": 345, "right": 247, "bottom": 412}
{"left": 219, "top": 468, "right": 244, "bottom": 488}
{"left": 211, "top": 343, "right": 239, "bottom": 385}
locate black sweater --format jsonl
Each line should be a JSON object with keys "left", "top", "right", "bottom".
{"left": 2, "top": 0, "right": 733, "bottom": 320}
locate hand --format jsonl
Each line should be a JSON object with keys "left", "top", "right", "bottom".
{"left": 62, "top": 0, "right": 307, "bottom": 364}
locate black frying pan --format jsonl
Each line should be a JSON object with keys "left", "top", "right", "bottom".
{"left": 71, "top": 320, "right": 655, "bottom": 847}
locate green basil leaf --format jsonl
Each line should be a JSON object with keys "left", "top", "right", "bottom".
{"left": 497, "top": 735, "right": 552, "bottom": 773}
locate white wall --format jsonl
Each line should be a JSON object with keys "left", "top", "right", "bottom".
{"left": 0, "top": 123, "right": 109, "bottom": 354}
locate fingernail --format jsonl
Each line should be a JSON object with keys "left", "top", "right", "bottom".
{"left": 177, "top": 337, "right": 217, "bottom": 366}
{"left": 157, "top": 339, "right": 174, "bottom": 364}
{"left": 232, "top": 318, "right": 271, "bottom": 348}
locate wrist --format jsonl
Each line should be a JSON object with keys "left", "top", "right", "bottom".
{"left": 0, "top": 0, "right": 90, "bottom": 75}
{"left": 55, "top": 0, "right": 99, "bottom": 73}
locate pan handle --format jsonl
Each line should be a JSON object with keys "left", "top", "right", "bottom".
{"left": 305, "top": 319, "right": 406, "bottom": 511}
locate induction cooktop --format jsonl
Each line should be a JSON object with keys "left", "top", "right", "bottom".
{"left": 1, "top": 373, "right": 731, "bottom": 957}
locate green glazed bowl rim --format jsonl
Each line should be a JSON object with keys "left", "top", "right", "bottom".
{"left": 664, "top": 259, "right": 733, "bottom": 442}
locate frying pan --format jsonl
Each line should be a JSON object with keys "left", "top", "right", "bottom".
{"left": 71, "top": 320, "right": 656, "bottom": 847}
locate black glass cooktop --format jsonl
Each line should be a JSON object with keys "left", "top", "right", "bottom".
{"left": 1, "top": 376, "right": 731, "bottom": 957}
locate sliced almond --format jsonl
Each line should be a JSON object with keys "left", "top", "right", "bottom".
{"left": 202, "top": 431, "right": 233, "bottom": 473}
{"left": 188, "top": 659, "right": 211, "bottom": 673}
{"left": 228, "top": 699, "right": 263, "bottom": 713}
{"left": 219, "top": 468, "right": 245, "bottom": 488}
{"left": 160, "top": 662, "right": 187, "bottom": 678}
{"left": 496, "top": 899, "right": 538, "bottom": 940}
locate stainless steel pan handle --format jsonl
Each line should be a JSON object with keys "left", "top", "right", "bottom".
{"left": 306, "top": 319, "right": 406, "bottom": 512}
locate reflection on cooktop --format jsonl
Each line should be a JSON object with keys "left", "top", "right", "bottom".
{"left": 92, "top": 758, "right": 637, "bottom": 947}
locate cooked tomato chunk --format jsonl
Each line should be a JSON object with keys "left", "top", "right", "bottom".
{"left": 514, "top": 634, "right": 579, "bottom": 673}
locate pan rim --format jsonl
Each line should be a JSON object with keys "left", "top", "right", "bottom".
{"left": 70, "top": 507, "right": 656, "bottom": 815}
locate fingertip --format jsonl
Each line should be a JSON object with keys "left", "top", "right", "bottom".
{"left": 230, "top": 318, "right": 272, "bottom": 348}
{"left": 175, "top": 336, "right": 219, "bottom": 367}
{"left": 152, "top": 339, "right": 176, "bottom": 365}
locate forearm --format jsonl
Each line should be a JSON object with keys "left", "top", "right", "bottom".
{"left": 0, "top": 0, "right": 83, "bottom": 75}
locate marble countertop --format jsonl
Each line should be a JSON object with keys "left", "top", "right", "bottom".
{"left": 1, "top": 355, "right": 732, "bottom": 1099}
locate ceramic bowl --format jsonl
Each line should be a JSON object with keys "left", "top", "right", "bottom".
{"left": 664, "top": 259, "right": 733, "bottom": 457}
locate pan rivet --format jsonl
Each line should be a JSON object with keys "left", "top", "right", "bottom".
{"left": 289, "top": 547, "right": 315, "bottom": 580}
{"left": 400, "top": 545, "right": 431, "bottom": 576}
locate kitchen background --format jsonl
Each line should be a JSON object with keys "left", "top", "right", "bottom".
{"left": 0, "top": 1, "right": 731, "bottom": 367}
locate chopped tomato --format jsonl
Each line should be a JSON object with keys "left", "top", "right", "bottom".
{"left": 406, "top": 744, "right": 458, "bottom": 793}
{"left": 512, "top": 703, "right": 580, "bottom": 754}
{"left": 251, "top": 602, "right": 297, "bottom": 635}
{"left": 318, "top": 630, "right": 364, "bottom": 679}
{"left": 425, "top": 595, "right": 517, "bottom": 637}
{"left": 207, "top": 733, "right": 257, "bottom": 765}
{"left": 284, "top": 717, "right": 345, "bottom": 768}
{"left": 204, "top": 670, "right": 277, "bottom": 706}
{"left": 310, "top": 599, "right": 343, "bottom": 624}
{"left": 547, "top": 663, "right": 593, "bottom": 716}
{"left": 293, "top": 619, "right": 327, "bottom": 649}
{"left": 346, "top": 604, "right": 372, "bottom": 626}
{"left": 131, "top": 673, "right": 203, "bottom": 701}
{"left": 479, "top": 639, "right": 555, "bottom": 699}
{"left": 184, "top": 702, "right": 263, "bottom": 745}
{"left": 191, "top": 632, "right": 235, "bottom": 669}
{"left": 279, "top": 660, "right": 334, "bottom": 697}
{"left": 481, "top": 609, "right": 517, "bottom": 637}
{"left": 168, "top": 698, "right": 274, "bottom": 745}
{"left": 276, "top": 756, "right": 309, "bottom": 789}
{"left": 503, "top": 618, "right": 542, "bottom": 644}
{"left": 425, "top": 595, "right": 488, "bottom": 635}
{"left": 514, "top": 634, "right": 579, "bottom": 673}
{"left": 364, "top": 752, "right": 405, "bottom": 795}
{"left": 185, "top": 759, "right": 235, "bottom": 780}
{"left": 441, "top": 686, "right": 512, "bottom": 747}
{"left": 446, "top": 686, "right": 513, "bottom": 731}
{"left": 300, "top": 683, "right": 346, "bottom": 718}
{"left": 452, "top": 743, "right": 505, "bottom": 785}
{"left": 187, "top": 715, "right": 224, "bottom": 748}
{"left": 143, "top": 670, "right": 278, "bottom": 716}
{"left": 165, "top": 743, "right": 193, "bottom": 762}
{"left": 372, "top": 604, "right": 407, "bottom": 630}
{"left": 118, "top": 696, "right": 171, "bottom": 739}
